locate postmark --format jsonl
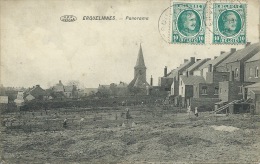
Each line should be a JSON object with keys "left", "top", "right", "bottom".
{"left": 172, "top": 3, "right": 206, "bottom": 44}
{"left": 212, "top": 3, "right": 247, "bottom": 44}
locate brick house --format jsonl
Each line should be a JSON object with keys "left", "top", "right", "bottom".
{"left": 179, "top": 75, "right": 205, "bottom": 107}
{"left": 216, "top": 42, "right": 260, "bottom": 104}
{"left": 194, "top": 49, "right": 236, "bottom": 79}
{"left": 168, "top": 57, "right": 196, "bottom": 95}
{"left": 244, "top": 51, "right": 260, "bottom": 83}
{"left": 218, "top": 81, "right": 253, "bottom": 102}
{"left": 216, "top": 42, "right": 260, "bottom": 82}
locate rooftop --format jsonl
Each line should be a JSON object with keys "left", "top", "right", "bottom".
{"left": 180, "top": 75, "right": 206, "bottom": 85}
{"left": 217, "top": 42, "right": 260, "bottom": 67}
{"left": 246, "top": 51, "right": 260, "bottom": 62}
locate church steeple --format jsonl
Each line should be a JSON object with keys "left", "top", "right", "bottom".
{"left": 128, "top": 44, "right": 149, "bottom": 90}
{"left": 135, "top": 44, "right": 146, "bottom": 68}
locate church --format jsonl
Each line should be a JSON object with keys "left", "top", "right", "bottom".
{"left": 128, "top": 44, "right": 150, "bottom": 92}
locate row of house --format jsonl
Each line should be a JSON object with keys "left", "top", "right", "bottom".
{"left": 158, "top": 42, "right": 260, "bottom": 114}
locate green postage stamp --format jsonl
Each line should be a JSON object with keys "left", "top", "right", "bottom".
{"left": 172, "top": 3, "right": 206, "bottom": 44}
{"left": 213, "top": 3, "right": 247, "bottom": 44}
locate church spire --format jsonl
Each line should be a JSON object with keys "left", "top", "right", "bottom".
{"left": 135, "top": 44, "right": 146, "bottom": 68}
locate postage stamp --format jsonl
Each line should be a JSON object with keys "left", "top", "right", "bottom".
{"left": 171, "top": 3, "right": 206, "bottom": 44}
{"left": 212, "top": 3, "right": 247, "bottom": 44}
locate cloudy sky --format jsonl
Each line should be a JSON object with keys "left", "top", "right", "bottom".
{"left": 1, "top": 0, "right": 259, "bottom": 88}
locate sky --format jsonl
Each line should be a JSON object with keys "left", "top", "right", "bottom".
{"left": 0, "top": 0, "right": 259, "bottom": 89}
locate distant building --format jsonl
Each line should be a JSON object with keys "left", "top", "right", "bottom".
{"left": 128, "top": 44, "right": 150, "bottom": 94}
{"left": 51, "top": 80, "right": 78, "bottom": 99}
{"left": 24, "top": 85, "right": 46, "bottom": 101}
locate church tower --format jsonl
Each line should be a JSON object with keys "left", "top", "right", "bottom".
{"left": 134, "top": 44, "right": 147, "bottom": 82}
{"left": 128, "top": 44, "right": 149, "bottom": 89}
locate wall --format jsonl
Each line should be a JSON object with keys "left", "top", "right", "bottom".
{"left": 170, "top": 80, "right": 179, "bottom": 96}
{"left": 179, "top": 79, "right": 185, "bottom": 97}
{"left": 193, "top": 83, "right": 219, "bottom": 98}
{"left": 158, "top": 77, "right": 173, "bottom": 91}
{"left": 225, "top": 61, "right": 242, "bottom": 82}
{"left": 193, "top": 70, "right": 201, "bottom": 76}
{"left": 185, "top": 85, "right": 193, "bottom": 98}
{"left": 244, "top": 60, "right": 260, "bottom": 82}
{"left": 190, "top": 98, "right": 220, "bottom": 111}
{"left": 206, "top": 72, "right": 230, "bottom": 84}
{"left": 219, "top": 81, "right": 230, "bottom": 102}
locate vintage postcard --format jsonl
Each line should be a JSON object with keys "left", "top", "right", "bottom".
{"left": 0, "top": 0, "right": 260, "bottom": 163}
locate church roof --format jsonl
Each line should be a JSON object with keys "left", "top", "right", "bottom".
{"left": 135, "top": 44, "right": 146, "bottom": 68}
{"left": 134, "top": 76, "right": 149, "bottom": 88}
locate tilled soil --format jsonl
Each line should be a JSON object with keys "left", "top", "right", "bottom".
{"left": 1, "top": 107, "right": 260, "bottom": 163}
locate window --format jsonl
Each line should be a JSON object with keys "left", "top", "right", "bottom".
{"left": 235, "top": 68, "right": 239, "bottom": 78}
{"left": 181, "top": 87, "right": 183, "bottom": 94}
{"left": 214, "top": 87, "right": 219, "bottom": 95}
{"left": 249, "top": 68, "right": 253, "bottom": 77}
{"left": 202, "top": 86, "right": 207, "bottom": 94}
{"left": 255, "top": 67, "right": 259, "bottom": 78}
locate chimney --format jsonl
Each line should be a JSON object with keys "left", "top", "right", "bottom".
{"left": 59, "top": 80, "right": 62, "bottom": 84}
{"left": 190, "top": 57, "right": 195, "bottom": 63}
{"left": 220, "top": 51, "right": 225, "bottom": 54}
{"left": 184, "top": 59, "right": 189, "bottom": 63}
{"left": 164, "top": 66, "right": 167, "bottom": 77}
{"left": 208, "top": 64, "right": 212, "bottom": 72}
{"left": 150, "top": 75, "right": 153, "bottom": 86}
{"left": 230, "top": 71, "right": 235, "bottom": 81}
{"left": 231, "top": 48, "right": 236, "bottom": 53}
{"left": 245, "top": 42, "right": 251, "bottom": 47}
{"left": 214, "top": 56, "right": 218, "bottom": 59}
{"left": 196, "top": 59, "right": 201, "bottom": 62}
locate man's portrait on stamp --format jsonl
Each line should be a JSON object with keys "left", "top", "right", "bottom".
{"left": 213, "top": 3, "right": 247, "bottom": 44}
{"left": 171, "top": 3, "right": 206, "bottom": 44}
{"left": 218, "top": 10, "right": 242, "bottom": 37}
{"left": 177, "top": 10, "right": 201, "bottom": 37}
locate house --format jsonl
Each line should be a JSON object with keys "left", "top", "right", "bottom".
{"left": 215, "top": 42, "right": 260, "bottom": 104}
{"left": 179, "top": 75, "right": 205, "bottom": 107}
{"left": 182, "top": 58, "right": 210, "bottom": 76}
{"left": 52, "top": 80, "right": 78, "bottom": 99}
{"left": 24, "top": 85, "right": 46, "bottom": 101}
{"left": 190, "top": 52, "right": 236, "bottom": 110}
{"left": 215, "top": 42, "right": 260, "bottom": 82}
{"left": 169, "top": 57, "right": 196, "bottom": 97}
{"left": 64, "top": 85, "right": 77, "bottom": 98}
{"left": 194, "top": 49, "right": 236, "bottom": 80}
{"left": 53, "top": 80, "right": 65, "bottom": 92}
{"left": 244, "top": 51, "right": 260, "bottom": 83}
